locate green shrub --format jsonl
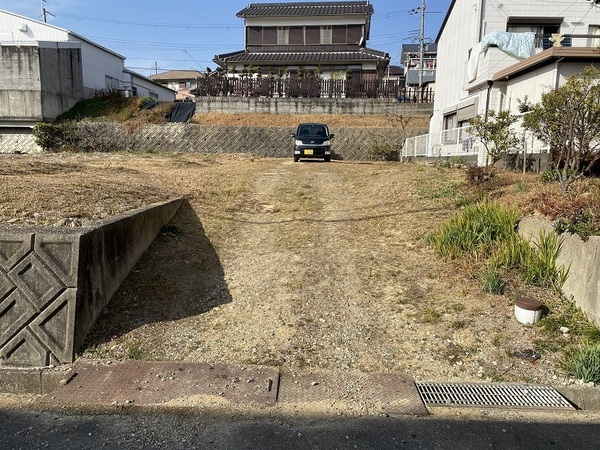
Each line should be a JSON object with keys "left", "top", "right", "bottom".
{"left": 33, "top": 122, "right": 78, "bottom": 151}
{"left": 555, "top": 208, "right": 596, "bottom": 241}
{"left": 540, "top": 169, "right": 560, "bottom": 183}
{"left": 567, "top": 343, "right": 600, "bottom": 383}
{"left": 368, "top": 143, "right": 398, "bottom": 161}
{"left": 127, "top": 345, "right": 145, "bottom": 360}
{"left": 139, "top": 96, "right": 154, "bottom": 108}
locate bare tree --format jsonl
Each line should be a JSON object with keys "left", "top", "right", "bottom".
{"left": 468, "top": 110, "right": 520, "bottom": 170}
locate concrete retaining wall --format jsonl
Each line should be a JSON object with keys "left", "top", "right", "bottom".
{"left": 0, "top": 198, "right": 182, "bottom": 367}
{"left": 195, "top": 97, "right": 433, "bottom": 116}
{"left": 519, "top": 217, "right": 600, "bottom": 327}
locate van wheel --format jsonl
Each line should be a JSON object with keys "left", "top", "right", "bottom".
{"left": 294, "top": 156, "right": 299, "bottom": 162}
{"left": 324, "top": 156, "right": 331, "bottom": 162}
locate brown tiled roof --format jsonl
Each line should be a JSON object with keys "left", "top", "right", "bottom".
{"left": 150, "top": 70, "right": 204, "bottom": 81}
{"left": 237, "top": 1, "right": 373, "bottom": 18}
{"left": 214, "top": 47, "right": 388, "bottom": 65}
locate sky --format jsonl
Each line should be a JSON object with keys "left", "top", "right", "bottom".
{"left": 0, "top": 0, "right": 452, "bottom": 77}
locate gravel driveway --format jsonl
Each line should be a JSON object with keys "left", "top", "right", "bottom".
{"left": 0, "top": 152, "right": 572, "bottom": 386}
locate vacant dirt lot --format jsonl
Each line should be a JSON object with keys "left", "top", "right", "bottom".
{"left": 0, "top": 152, "right": 574, "bottom": 385}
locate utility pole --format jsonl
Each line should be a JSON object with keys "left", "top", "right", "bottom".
{"left": 418, "top": 0, "right": 425, "bottom": 89}
{"left": 41, "top": 0, "right": 54, "bottom": 23}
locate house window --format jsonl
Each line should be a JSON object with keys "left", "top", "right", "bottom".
{"left": 589, "top": 25, "right": 600, "bottom": 48}
{"left": 263, "top": 27, "right": 277, "bottom": 45}
{"left": 247, "top": 26, "right": 262, "bottom": 45}
{"left": 332, "top": 26, "right": 346, "bottom": 44}
{"left": 289, "top": 27, "right": 303, "bottom": 45}
{"left": 320, "top": 26, "right": 332, "bottom": 44}
{"left": 306, "top": 26, "right": 320, "bottom": 45}
{"left": 507, "top": 18, "right": 563, "bottom": 49}
{"left": 105, "top": 75, "right": 120, "bottom": 90}
{"left": 277, "top": 27, "right": 289, "bottom": 45}
{"left": 443, "top": 113, "right": 457, "bottom": 131}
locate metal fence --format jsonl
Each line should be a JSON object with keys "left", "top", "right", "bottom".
{"left": 403, "top": 126, "right": 550, "bottom": 161}
{"left": 195, "top": 76, "right": 434, "bottom": 102}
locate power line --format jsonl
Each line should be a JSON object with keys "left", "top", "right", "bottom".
{"left": 54, "top": 11, "right": 242, "bottom": 30}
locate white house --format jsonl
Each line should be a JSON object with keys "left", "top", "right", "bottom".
{"left": 0, "top": 9, "right": 174, "bottom": 127}
{"left": 406, "top": 0, "right": 600, "bottom": 162}
{"left": 123, "top": 69, "right": 175, "bottom": 102}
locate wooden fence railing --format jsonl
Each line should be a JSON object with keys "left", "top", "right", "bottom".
{"left": 194, "top": 77, "right": 434, "bottom": 103}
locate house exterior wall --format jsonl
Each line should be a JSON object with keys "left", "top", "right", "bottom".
{"left": 0, "top": 10, "right": 124, "bottom": 97}
{"left": 245, "top": 15, "right": 366, "bottom": 28}
{"left": 74, "top": 39, "right": 124, "bottom": 96}
{"left": 0, "top": 44, "right": 43, "bottom": 126}
{"left": 38, "top": 42, "right": 84, "bottom": 120}
{"left": 126, "top": 73, "right": 176, "bottom": 102}
{"left": 430, "top": 0, "right": 600, "bottom": 137}
{"left": 430, "top": 0, "right": 480, "bottom": 136}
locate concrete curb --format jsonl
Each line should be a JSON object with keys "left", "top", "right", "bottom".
{"left": 2, "top": 363, "right": 598, "bottom": 412}
{"left": 557, "top": 386, "right": 600, "bottom": 411}
{"left": 0, "top": 366, "right": 74, "bottom": 395}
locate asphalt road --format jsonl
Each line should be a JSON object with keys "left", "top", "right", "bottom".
{"left": 2, "top": 406, "right": 600, "bottom": 449}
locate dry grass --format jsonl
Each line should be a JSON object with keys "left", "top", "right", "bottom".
{"left": 189, "top": 112, "right": 429, "bottom": 128}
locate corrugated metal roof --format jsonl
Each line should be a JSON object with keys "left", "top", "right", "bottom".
{"left": 214, "top": 47, "right": 388, "bottom": 64}
{"left": 0, "top": 9, "right": 125, "bottom": 59}
{"left": 237, "top": 2, "right": 374, "bottom": 18}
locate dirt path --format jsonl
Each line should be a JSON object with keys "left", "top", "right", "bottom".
{"left": 68, "top": 156, "right": 568, "bottom": 386}
{"left": 1, "top": 153, "right": 570, "bottom": 385}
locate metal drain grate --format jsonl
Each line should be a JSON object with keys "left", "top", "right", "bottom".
{"left": 416, "top": 382, "right": 575, "bottom": 409}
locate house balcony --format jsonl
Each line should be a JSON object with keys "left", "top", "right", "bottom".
{"left": 466, "top": 33, "right": 600, "bottom": 89}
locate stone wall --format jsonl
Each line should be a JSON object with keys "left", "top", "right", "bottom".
{"left": 0, "top": 122, "right": 429, "bottom": 159}
{"left": 519, "top": 217, "right": 600, "bottom": 327}
{"left": 0, "top": 128, "right": 42, "bottom": 154}
{"left": 0, "top": 199, "right": 182, "bottom": 367}
{"left": 0, "top": 122, "right": 426, "bottom": 160}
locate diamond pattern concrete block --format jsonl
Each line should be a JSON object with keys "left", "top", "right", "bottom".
{"left": 8, "top": 253, "right": 65, "bottom": 310}
{"left": 30, "top": 289, "right": 76, "bottom": 363}
{"left": 1, "top": 327, "right": 49, "bottom": 367}
{"left": 0, "top": 234, "right": 33, "bottom": 271}
{"left": 0, "top": 290, "right": 36, "bottom": 348}
{"left": 35, "top": 235, "right": 79, "bottom": 287}
{"left": 0, "top": 269, "right": 16, "bottom": 301}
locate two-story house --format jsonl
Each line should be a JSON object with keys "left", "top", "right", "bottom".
{"left": 419, "top": 0, "right": 600, "bottom": 162}
{"left": 401, "top": 43, "right": 437, "bottom": 89}
{"left": 213, "top": 1, "right": 390, "bottom": 84}
{"left": 150, "top": 70, "right": 203, "bottom": 101}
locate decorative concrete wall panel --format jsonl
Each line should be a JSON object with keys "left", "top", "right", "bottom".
{"left": 0, "top": 198, "right": 182, "bottom": 367}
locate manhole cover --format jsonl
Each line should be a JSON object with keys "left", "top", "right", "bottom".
{"left": 416, "top": 382, "right": 575, "bottom": 409}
